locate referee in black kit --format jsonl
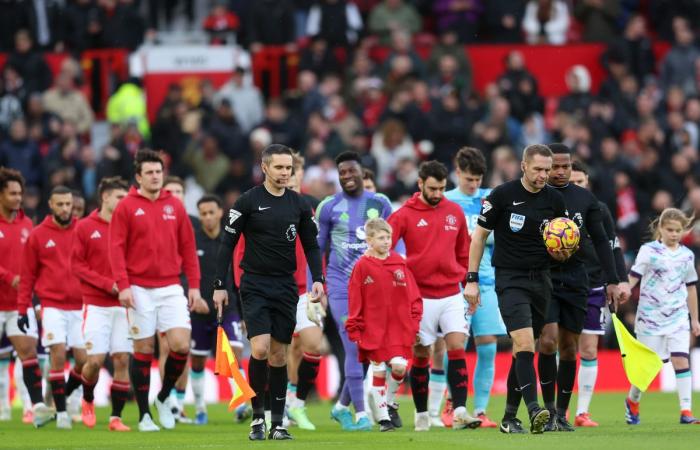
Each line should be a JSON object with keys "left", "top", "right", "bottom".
{"left": 537, "top": 143, "right": 622, "bottom": 432}
{"left": 213, "top": 144, "right": 324, "bottom": 441}
{"left": 464, "top": 144, "right": 568, "bottom": 435}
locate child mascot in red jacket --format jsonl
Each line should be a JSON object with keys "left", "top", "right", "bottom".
{"left": 346, "top": 218, "right": 423, "bottom": 431}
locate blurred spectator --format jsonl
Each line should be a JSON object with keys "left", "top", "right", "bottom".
{"left": 20, "top": 0, "right": 65, "bottom": 51}
{"left": 0, "top": 78, "right": 23, "bottom": 138}
{"left": 151, "top": 97, "right": 189, "bottom": 175}
{"left": 574, "top": 0, "right": 621, "bottom": 43}
{"left": 247, "top": 0, "right": 296, "bottom": 53}
{"left": 99, "top": 0, "right": 145, "bottom": 50}
{"left": 483, "top": 1, "right": 526, "bottom": 43}
{"left": 184, "top": 133, "right": 230, "bottom": 193}
{"left": 604, "top": 14, "right": 655, "bottom": 86}
{"left": 429, "top": 88, "right": 471, "bottom": 168}
{"left": 25, "top": 93, "right": 61, "bottom": 151}
{"left": 428, "top": 54, "right": 471, "bottom": 101}
{"left": 650, "top": 0, "right": 700, "bottom": 42}
{"left": 433, "top": 0, "right": 483, "bottom": 43}
{"left": 45, "top": 127, "right": 84, "bottom": 191}
{"left": 385, "top": 156, "right": 418, "bottom": 200}
{"left": 660, "top": 18, "right": 700, "bottom": 96}
{"left": 371, "top": 118, "right": 416, "bottom": 188}
{"left": 0, "top": 118, "right": 42, "bottom": 188}
{"left": 107, "top": 78, "right": 149, "bottom": 138}
{"left": 368, "top": 0, "right": 421, "bottom": 45}
{"left": 215, "top": 67, "right": 265, "bottom": 134}
{"left": 471, "top": 96, "right": 521, "bottom": 157}
{"left": 303, "top": 111, "right": 345, "bottom": 163}
{"left": 146, "top": 0, "right": 194, "bottom": 32}
{"left": 522, "top": 0, "right": 570, "bottom": 45}
{"left": 207, "top": 99, "right": 245, "bottom": 160}
{"left": 299, "top": 37, "right": 342, "bottom": 78}
{"left": 2, "top": 65, "right": 27, "bottom": 111}
{"left": 306, "top": 0, "right": 363, "bottom": 48}
{"left": 0, "top": 0, "right": 24, "bottom": 52}
{"left": 260, "top": 99, "right": 304, "bottom": 150}
{"left": 203, "top": 2, "right": 239, "bottom": 45}
{"left": 64, "top": 0, "right": 102, "bottom": 52}
{"left": 427, "top": 30, "right": 473, "bottom": 86}
{"left": 382, "top": 29, "right": 426, "bottom": 83}
{"left": 42, "top": 70, "right": 95, "bottom": 135}
{"left": 325, "top": 94, "right": 362, "bottom": 146}
{"left": 558, "top": 65, "right": 594, "bottom": 120}
{"left": 380, "top": 83, "right": 430, "bottom": 141}
{"left": 488, "top": 145, "right": 520, "bottom": 186}
{"left": 6, "top": 29, "right": 52, "bottom": 95}
{"left": 497, "top": 50, "right": 543, "bottom": 121}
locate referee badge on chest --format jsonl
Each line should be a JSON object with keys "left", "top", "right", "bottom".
{"left": 509, "top": 213, "right": 525, "bottom": 232}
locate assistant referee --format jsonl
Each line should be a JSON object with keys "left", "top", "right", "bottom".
{"left": 213, "top": 144, "right": 324, "bottom": 441}
{"left": 464, "top": 144, "right": 568, "bottom": 435}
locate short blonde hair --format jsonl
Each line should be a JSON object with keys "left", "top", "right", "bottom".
{"left": 365, "top": 218, "right": 392, "bottom": 238}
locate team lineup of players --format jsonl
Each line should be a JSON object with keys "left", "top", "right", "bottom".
{"left": 0, "top": 140, "right": 698, "bottom": 438}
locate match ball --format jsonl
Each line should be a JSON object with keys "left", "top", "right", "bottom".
{"left": 543, "top": 217, "right": 580, "bottom": 251}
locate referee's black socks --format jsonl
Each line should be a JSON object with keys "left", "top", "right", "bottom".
{"left": 248, "top": 356, "right": 269, "bottom": 419}
{"left": 269, "top": 365, "right": 288, "bottom": 428}
{"left": 538, "top": 352, "right": 557, "bottom": 412}
{"left": 503, "top": 356, "right": 521, "bottom": 419}
{"left": 556, "top": 359, "right": 577, "bottom": 417}
{"left": 514, "top": 351, "right": 540, "bottom": 414}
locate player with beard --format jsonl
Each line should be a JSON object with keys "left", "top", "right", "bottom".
{"left": 0, "top": 167, "right": 54, "bottom": 427}
{"left": 539, "top": 144, "right": 623, "bottom": 431}
{"left": 315, "top": 151, "right": 393, "bottom": 431}
{"left": 18, "top": 186, "right": 85, "bottom": 429}
{"left": 388, "top": 160, "right": 480, "bottom": 431}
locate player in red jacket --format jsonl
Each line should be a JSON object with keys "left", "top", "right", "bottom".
{"left": 109, "top": 150, "right": 203, "bottom": 432}
{"left": 0, "top": 167, "right": 54, "bottom": 427}
{"left": 18, "top": 185, "right": 84, "bottom": 429}
{"left": 387, "top": 161, "right": 480, "bottom": 431}
{"left": 71, "top": 177, "right": 131, "bottom": 431}
{"left": 347, "top": 218, "right": 423, "bottom": 432}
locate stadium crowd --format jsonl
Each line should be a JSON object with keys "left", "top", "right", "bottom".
{"left": 1, "top": 0, "right": 700, "bottom": 340}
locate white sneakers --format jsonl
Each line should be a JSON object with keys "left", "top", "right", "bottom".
{"left": 67, "top": 390, "right": 82, "bottom": 422}
{"left": 32, "top": 402, "right": 55, "bottom": 428}
{"left": 138, "top": 413, "right": 161, "bottom": 432}
{"left": 429, "top": 414, "right": 445, "bottom": 428}
{"left": 56, "top": 411, "right": 72, "bottom": 429}
{"left": 154, "top": 397, "right": 176, "bottom": 430}
{"left": 453, "top": 406, "right": 482, "bottom": 430}
{"left": 414, "top": 411, "right": 431, "bottom": 431}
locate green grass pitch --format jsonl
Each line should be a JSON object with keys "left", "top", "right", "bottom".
{"left": 0, "top": 392, "right": 697, "bottom": 449}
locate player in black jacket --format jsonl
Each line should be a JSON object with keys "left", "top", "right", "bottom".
{"left": 539, "top": 144, "right": 623, "bottom": 431}
{"left": 213, "top": 144, "right": 324, "bottom": 441}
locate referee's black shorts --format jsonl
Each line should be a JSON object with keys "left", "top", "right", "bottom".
{"left": 239, "top": 272, "right": 298, "bottom": 344}
{"left": 495, "top": 267, "right": 552, "bottom": 339}
{"left": 546, "top": 264, "right": 589, "bottom": 334}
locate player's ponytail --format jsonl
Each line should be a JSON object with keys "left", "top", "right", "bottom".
{"left": 650, "top": 208, "right": 694, "bottom": 241}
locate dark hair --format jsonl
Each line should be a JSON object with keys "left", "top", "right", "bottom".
{"left": 522, "top": 144, "right": 553, "bottom": 161}
{"left": 71, "top": 189, "right": 84, "bottom": 200}
{"left": 362, "top": 168, "right": 376, "bottom": 182}
{"left": 548, "top": 143, "right": 572, "bottom": 155}
{"left": 335, "top": 151, "right": 362, "bottom": 166}
{"left": 0, "top": 166, "right": 24, "bottom": 192}
{"left": 50, "top": 185, "right": 72, "bottom": 197}
{"left": 197, "top": 194, "right": 223, "bottom": 209}
{"left": 454, "top": 147, "right": 487, "bottom": 175}
{"left": 164, "top": 175, "right": 185, "bottom": 190}
{"left": 571, "top": 160, "right": 589, "bottom": 175}
{"left": 261, "top": 144, "right": 294, "bottom": 165}
{"left": 98, "top": 176, "right": 129, "bottom": 199}
{"left": 134, "top": 149, "right": 164, "bottom": 175}
{"left": 418, "top": 160, "right": 448, "bottom": 181}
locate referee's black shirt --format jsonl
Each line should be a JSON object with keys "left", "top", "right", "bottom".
{"left": 214, "top": 185, "right": 323, "bottom": 284}
{"left": 550, "top": 183, "right": 619, "bottom": 284}
{"left": 477, "top": 179, "right": 567, "bottom": 270}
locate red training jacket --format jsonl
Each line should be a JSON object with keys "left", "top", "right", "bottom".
{"left": 72, "top": 210, "right": 119, "bottom": 307}
{"left": 109, "top": 187, "right": 200, "bottom": 291}
{"left": 346, "top": 251, "right": 423, "bottom": 350}
{"left": 388, "top": 192, "right": 470, "bottom": 298}
{"left": 0, "top": 210, "right": 32, "bottom": 311}
{"left": 18, "top": 216, "right": 82, "bottom": 313}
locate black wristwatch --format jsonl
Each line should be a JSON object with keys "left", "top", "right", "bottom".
{"left": 466, "top": 272, "right": 479, "bottom": 283}
{"left": 313, "top": 275, "right": 326, "bottom": 284}
{"left": 213, "top": 279, "right": 224, "bottom": 290}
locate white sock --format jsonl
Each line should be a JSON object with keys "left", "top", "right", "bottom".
{"left": 371, "top": 384, "right": 389, "bottom": 422}
{"left": 334, "top": 400, "right": 349, "bottom": 411}
{"left": 290, "top": 397, "right": 304, "bottom": 409}
{"left": 628, "top": 386, "right": 642, "bottom": 403}
{"left": 428, "top": 371, "right": 446, "bottom": 416}
{"left": 14, "top": 358, "right": 31, "bottom": 412}
{"left": 387, "top": 372, "right": 404, "bottom": 406}
{"left": 576, "top": 358, "right": 598, "bottom": 415}
{"left": 676, "top": 371, "right": 692, "bottom": 411}
{"left": 0, "top": 360, "right": 9, "bottom": 410}
{"left": 191, "top": 370, "right": 206, "bottom": 412}
{"left": 355, "top": 411, "right": 368, "bottom": 420}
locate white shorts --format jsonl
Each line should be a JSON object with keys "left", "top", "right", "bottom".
{"left": 42, "top": 307, "right": 84, "bottom": 348}
{"left": 128, "top": 284, "right": 191, "bottom": 340}
{"left": 82, "top": 304, "right": 133, "bottom": 355}
{"left": 418, "top": 293, "right": 469, "bottom": 346}
{"left": 294, "top": 294, "right": 321, "bottom": 334}
{"left": 638, "top": 333, "right": 690, "bottom": 362}
{"left": 0, "top": 308, "right": 38, "bottom": 339}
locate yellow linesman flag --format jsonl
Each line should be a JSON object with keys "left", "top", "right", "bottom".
{"left": 215, "top": 326, "right": 256, "bottom": 410}
{"left": 611, "top": 314, "right": 663, "bottom": 392}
